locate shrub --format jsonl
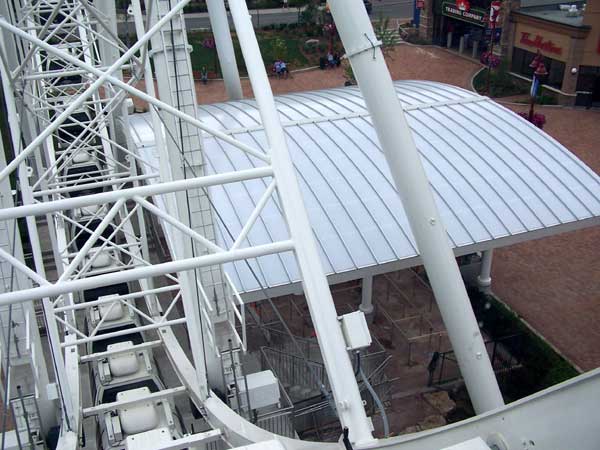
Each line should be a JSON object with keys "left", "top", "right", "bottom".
{"left": 299, "top": 3, "right": 318, "bottom": 26}
{"left": 474, "top": 61, "right": 529, "bottom": 98}
{"left": 480, "top": 51, "right": 500, "bottom": 69}
{"left": 517, "top": 112, "right": 546, "bottom": 129}
{"left": 270, "top": 36, "right": 288, "bottom": 60}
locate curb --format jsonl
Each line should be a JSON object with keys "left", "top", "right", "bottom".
{"left": 470, "top": 66, "right": 486, "bottom": 93}
{"left": 192, "top": 65, "right": 320, "bottom": 82}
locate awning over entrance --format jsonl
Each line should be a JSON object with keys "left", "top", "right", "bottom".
{"left": 129, "top": 81, "right": 600, "bottom": 300}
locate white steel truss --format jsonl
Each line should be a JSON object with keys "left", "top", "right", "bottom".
{"left": 0, "top": 0, "right": 374, "bottom": 447}
{"left": 2, "top": 1, "right": 598, "bottom": 450}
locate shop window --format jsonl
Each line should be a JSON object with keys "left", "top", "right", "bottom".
{"left": 511, "top": 47, "right": 565, "bottom": 89}
{"left": 576, "top": 66, "right": 600, "bottom": 92}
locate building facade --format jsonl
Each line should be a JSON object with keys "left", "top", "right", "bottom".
{"left": 418, "top": 0, "right": 600, "bottom": 105}
{"left": 506, "top": 0, "right": 600, "bottom": 105}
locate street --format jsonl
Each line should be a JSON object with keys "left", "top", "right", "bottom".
{"left": 118, "top": 1, "right": 413, "bottom": 35}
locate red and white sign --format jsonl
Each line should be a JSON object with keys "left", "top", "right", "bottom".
{"left": 520, "top": 32, "right": 563, "bottom": 55}
{"left": 456, "top": 0, "right": 470, "bottom": 11}
{"left": 489, "top": 0, "right": 501, "bottom": 24}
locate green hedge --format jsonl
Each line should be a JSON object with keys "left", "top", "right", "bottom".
{"left": 473, "top": 64, "right": 529, "bottom": 98}
{"left": 469, "top": 289, "right": 579, "bottom": 400}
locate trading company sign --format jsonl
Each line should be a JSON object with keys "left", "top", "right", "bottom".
{"left": 442, "top": 2, "right": 488, "bottom": 26}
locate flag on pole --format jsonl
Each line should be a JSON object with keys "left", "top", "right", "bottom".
{"left": 530, "top": 75, "right": 539, "bottom": 98}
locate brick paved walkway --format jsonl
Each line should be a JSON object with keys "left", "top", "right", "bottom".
{"left": 490, "top": 104, "right": 600, "bottom": 372}
{"left": 133, "top": 43, "right": 600, "bottom": 372}
{"left": 194, "top": 44, "right": 481, "bottom": 102}
{"left": 131, "top": 43, "right": 480, "bottom": 110}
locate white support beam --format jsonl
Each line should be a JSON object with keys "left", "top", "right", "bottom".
{"left": 327, "top": 0, "right": 504, "bottom": 414}
{"left": 60, "top": 319, "right": 187, "bottom": 348}
{"left": 153, "top": 429, "right": 222, "bottom": 450}
{"left": 0, "top": 240, "right": 295, "bottom": 305}
{"left": 231, "top": 179, "right": 276, "bottom": 250}
{"left": 82, "top": 386, "right": 187, "bottom": 417}
{"left": 79, "top": 340, "right": 164, "bottom": 363}
{"left": 228, "top": 0, "right": 374, "bottom": 444}
{"left": 359, "top": 275, "right": 374, "bottom": 316}
{"left": 205, "top": 0, "right": 243, "bottom": 100}
{"left": 0, "top": 18, "right": 270, "bottom": 163}
{"left": 477, "top": 249, "right": 494, "bottom": 294}
{"left": 0, "top": 0, "right": 192, "bottom": 183}
{"left": 134, "top": 195, "right": 224, "bottom": 254}
{"left": 0, "top": 167, "right": 273, "bottom": 220}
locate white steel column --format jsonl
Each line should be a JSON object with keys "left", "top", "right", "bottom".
{"left": 360, "top": 275, "right": 374, "bottom": 316}
{"left": 0, "top": 53, "right": 72, "bottom": 430}
{"left": 133, "top": 0, "right": 212, "bottom": 399}
{"left": 146, "top": 0, "right": 237, "bottom": 392}
{"left": 327, "top": 0, "right": 504, "bottom": 414}
{"left": 228, "top": 1, "right": 374, "bottom": 444}
{"left": 477, "top": 249, "right": 494, "bottom": 294}
{"left": 205, "top": 0, "right": 243, "bottom": 100}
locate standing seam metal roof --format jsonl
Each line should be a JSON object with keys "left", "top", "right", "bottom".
{"left": 129, "top": 80, "right": 600, "bottom": 297}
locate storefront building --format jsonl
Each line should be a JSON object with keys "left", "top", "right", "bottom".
{"left": 419, "top": 0, "right": 509, "bottom": 57}
{"left": 505, "top": 0, "right": 600, "bottom": 105}
{"left": 419, "top": 0, "right": 600, "bottom": 105}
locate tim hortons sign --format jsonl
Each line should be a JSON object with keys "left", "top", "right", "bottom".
{"left": 520, "top": 32, "right": 563, "bottom": 55}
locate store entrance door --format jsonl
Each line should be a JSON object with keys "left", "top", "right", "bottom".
{"left": 576, "top": 66, "right": 600, "bottom": 108}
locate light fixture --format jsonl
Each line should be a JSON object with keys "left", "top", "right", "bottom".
{"left": 535, "top": 62, "right": 549, "bottom": 77}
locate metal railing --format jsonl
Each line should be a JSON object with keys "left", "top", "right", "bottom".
{"left": 430, "top": 334, "right": 523, "bottom": 386}
{"left": 374, "top": 299, "right": 448, "bottom": 366}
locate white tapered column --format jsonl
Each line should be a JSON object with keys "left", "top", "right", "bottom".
{"left": 477, "top": 249, "right": 494, "bottom": 294}
{"left": 228, "top": 1, "right": 374, "bottom": 444}
{"left": 206, "top": 0, "right": 243, "bottom": 100}
{"left": 327, "top": 0, "right": 504, "bottom": 414}
{"left": 360, "top": 275, "right": 374, "bottom": 316}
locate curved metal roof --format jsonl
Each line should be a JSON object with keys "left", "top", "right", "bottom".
{"left": 129, "top": 81, "right": 600, "bottom": 298}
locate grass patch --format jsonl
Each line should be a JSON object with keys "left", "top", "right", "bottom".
{"left": 188, "top": 30, "right": 322, "bottom": 77}
{"left": 514, "top": 93, "right": 558, "bottom": 105}
{"left": 469, "top": 289, "right": 579, "bottom": 401}
{"left": 473, "top": 64, "right": 528, "bottom": 98}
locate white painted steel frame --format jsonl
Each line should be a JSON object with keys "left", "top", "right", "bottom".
{"left": 5, "top": 1, "right": 580, "bottom": 448}
{"left": 3, "top": 1, "right": 378, "bottom": 445}
{"left": 228, "top": 0, "right": 374, "bottom": 444}
{"left": 0, "top": 18, "right": 270, "bottom": 163}
{"left": 205, "top": 0, "right": 243, "bottom": 100}
{"left": 327, "top": 0, "right": 504, "bottom": 414}
{"left": 0, "top": 2, "right": 199, "bottom": 443}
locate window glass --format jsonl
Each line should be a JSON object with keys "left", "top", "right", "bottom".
{"left": 511, "top": 47, "right": 564, "bottom": 89}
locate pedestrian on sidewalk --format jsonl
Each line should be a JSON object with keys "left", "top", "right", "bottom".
{"left": 200, "top": 66, "right": 208, "bottom": 85}
{"left": 282, "top": 0, "right": 288, "bottom": 8}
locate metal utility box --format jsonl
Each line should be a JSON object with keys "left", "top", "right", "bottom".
{"left": 339, "top": 311, "right": 372, "bottom": 351}
{"left": 231, "top": 370, "right": 280, "bottom": 411}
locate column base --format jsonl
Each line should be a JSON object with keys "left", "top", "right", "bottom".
{"left": 359, "top": 303, "right": 375, "bottom": 323}
{"left": 477, "top": 275, "right": 492, "bottom": 294}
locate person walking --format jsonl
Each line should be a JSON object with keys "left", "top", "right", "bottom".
{"left": 200, "top": 66, "right": 208, "bottom": 85}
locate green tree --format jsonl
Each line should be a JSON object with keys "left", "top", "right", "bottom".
{"left": 373, "top": 16, "right": 397, "bottom": 58}
{"left": 270, "top": 36, "right": 288, "bottom": 60}
{"left": 299, "top": 2, "right": 318, "bottom": 26}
